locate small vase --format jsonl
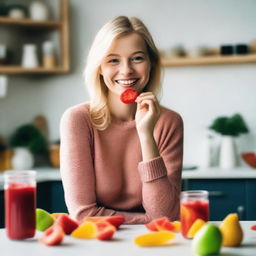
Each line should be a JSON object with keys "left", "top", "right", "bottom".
{"left": 21, "top": 44, "right": 39, "bottom": 68}
{"left": 11, "top": 147, "right": 34, "bottom": 170}
{"left": 219, "top": 135, "right": 237, "bottom": 169}
{"left": 30, "top": 1, "right": 49, "bottom": 21}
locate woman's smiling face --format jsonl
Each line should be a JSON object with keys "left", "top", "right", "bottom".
{"left": 100, "top": 33, "right": 151, "bottom": 98}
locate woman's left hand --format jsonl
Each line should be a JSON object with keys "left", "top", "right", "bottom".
{"left": 135, "top": 92, "right": 161, "bottom": 137}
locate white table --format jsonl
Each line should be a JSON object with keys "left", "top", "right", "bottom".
{"left": 0, "top": 221, "right": 256, "bottom": 256}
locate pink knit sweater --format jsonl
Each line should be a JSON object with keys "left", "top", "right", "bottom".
{"left": 60, "top": 103, "right": 183, "bottom": 224}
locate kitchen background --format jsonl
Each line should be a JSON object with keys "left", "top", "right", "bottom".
{"left": 0, "top": 0, "right": 256, "bottom": 167}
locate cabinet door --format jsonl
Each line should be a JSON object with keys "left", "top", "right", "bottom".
{"left": 49, "top": 181, "right": 68, "bottom": 213}
{"left": 246, "top": 180, "right": 256, "bottom": 220}
{"left": 185, "top": 179, "right": 246, "bottom": 220}
{"left": 37, "top": 182, "right": 52, "bottom": 212}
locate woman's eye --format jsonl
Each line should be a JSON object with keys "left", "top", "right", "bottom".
{"left": 132, "top": 56, "right": 144, "bottom": 62}
{"left": 108, "top": 59, "right": 119, "bottom": 64}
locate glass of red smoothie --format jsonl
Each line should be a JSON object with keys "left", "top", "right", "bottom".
{"left": 180, "top": 190, "right": 209, "bottom": 238}
{"left": 4, "top": 170, "right": 36, "bottom": 240}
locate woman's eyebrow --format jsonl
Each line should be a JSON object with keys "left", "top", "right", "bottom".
{"left": 106, "top": 51, "right": 145, "bottom": 57}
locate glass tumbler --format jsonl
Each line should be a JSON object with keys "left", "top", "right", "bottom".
{"left": 180, "top": 190, "right": 209, "bottom": 238}
{"left": 4, "top": 170, "right": 36, "bottom": 240}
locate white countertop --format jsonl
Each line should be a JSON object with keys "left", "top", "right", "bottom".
{"left": 1, "top": 166, "right": 256, "bottom": 190}
{"left": 0, "top": 221, "right": 255, "bottom": 256}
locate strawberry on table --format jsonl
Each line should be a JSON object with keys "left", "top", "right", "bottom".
{"left": 146, "top": 217, "right": 176, "bottom": 232}
{"left": 82, "top": 216, "right": 125, "bottom": 229}
{"left": 55, "top": 214, "right": 79, "bottom": 235}
{"left": 39, "top": 224, "right": 64, "bottom": 246}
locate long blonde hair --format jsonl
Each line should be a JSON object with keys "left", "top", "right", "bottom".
{"left": 84, "top": 16, "right": 162, "bottom": 130}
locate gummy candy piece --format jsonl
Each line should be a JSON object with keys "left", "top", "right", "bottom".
{"left": 134, "top": 231, "right": 176, "bottom": 247}
{"left": 83, "top": 216, "right": 125, "bottom": 229}
{"left": 187, "top": 219, "right": 206, "bottom": 238}
{"left": 71, "top": 220, "right": 116, "bottom": 240}
{"left": 55, "top": 214, "right": 79, "bottom": 235}
{"left": 146, "top": 217, "right": 176, "bottom": 232}
{"left": 172, "top": 221, "right": 181, "bottom": 232}
{"left": 251, "top": 225, "right": 256, "bottom": 231}
{"left": 71, "top": 221, "right": 97, "bottom": 239}
{"left": 51, "top": 212, "right": 68, "bottom": 219}
{"left": 36, "top": 208, "right": 55, "bottom": 231}
{"left": 39, "top": 224, "right": 64, "bottom": 246}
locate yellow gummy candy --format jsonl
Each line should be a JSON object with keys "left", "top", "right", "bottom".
{"left": 172, "top": 221, "right": 181, "bottom": 232}
{"left": 187, "top": 219, "right": 206, "bottom": 238}
{"left": 134, "top": 231, "right": 176, "bottom": 247}
{"left": 71, "top": 221, "right": 97, "bottom": 239}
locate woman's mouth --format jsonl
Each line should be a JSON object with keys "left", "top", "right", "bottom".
{"left": 115, "top": 79, "right": 139, "bottom": 87}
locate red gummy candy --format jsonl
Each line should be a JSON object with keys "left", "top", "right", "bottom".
{"left": 120, "top": 89, "right": 138, "bottom": 104}
{"left": 251, "top": 225, "right": 256, "bottom": 231}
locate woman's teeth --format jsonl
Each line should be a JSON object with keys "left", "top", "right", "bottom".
{"left": 116, "top": 79, "right": 137, "bottom": 85}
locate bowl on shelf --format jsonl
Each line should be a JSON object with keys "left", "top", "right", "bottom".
{"left": 241, "top": 152, "right": 256, "bottom": 168}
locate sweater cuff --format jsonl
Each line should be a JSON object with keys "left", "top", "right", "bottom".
{"left": 138, "top": 156, "right": 167, "bottom": 183}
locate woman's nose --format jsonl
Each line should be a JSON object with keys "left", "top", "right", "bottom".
{"left": 120, "top": 61, "right": 133, "bottom": 75}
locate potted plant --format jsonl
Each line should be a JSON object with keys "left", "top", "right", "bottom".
{"left": 209, "top": 113, "right": 249, "bottom": 169}
{"left": 9, "top": 124, "right": 48, "bottom": 169}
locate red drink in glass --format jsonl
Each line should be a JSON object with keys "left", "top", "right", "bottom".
{"left": 180, "top": 190, "right": 209, "bottom": 238}
{"left": 4, "top": 171, "right": 36, "bottom": 240}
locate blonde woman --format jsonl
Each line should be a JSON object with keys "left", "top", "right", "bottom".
{"left": 60, "top": 16, "right": 183, "bottom": 224}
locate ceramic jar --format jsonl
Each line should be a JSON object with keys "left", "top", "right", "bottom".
{"left": 11, "top": 147, "right": 34, "bottom": 170}
{"left": 219, "top": 135, "right": 237, "bottom": 169}
{"left": 30, "top": 1, "right": 49, "bottom": 21}
{"left": 21, "top": 44, "right": 39, "bottom": 68}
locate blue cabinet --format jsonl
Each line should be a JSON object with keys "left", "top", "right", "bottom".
{"left": 183, "top": 179, "right": 256, "bottom": 221}
{"left": 37, "top": 181, "right": 68, "bottom": 213}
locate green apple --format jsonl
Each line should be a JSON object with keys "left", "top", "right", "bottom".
{"left": 192, "top": 223, "right": 222, "bottom": 256}
{"left": 36, "top": 208, "right": 55, "bottom": 231}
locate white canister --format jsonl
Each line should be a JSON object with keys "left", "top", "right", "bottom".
{"left": 11, "top": 147, "right": 35, "bottom": 170}
{"left": 219, "top": 135, "right": 238, "bottom": 170}
{"left": 21, "top": 44, "right": 39, "bottom": 68}
{"left": 30, "top": 1, "right": 49, "bottom": 21}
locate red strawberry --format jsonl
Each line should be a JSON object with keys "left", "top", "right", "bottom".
{"left": 55, "top": 214, "right": 79, "bottom": 235}
{"left": 120, "top": 89, "right": 138, "bottom": 104}
{"left": 251, "top": 225, "right": 256, "bottom": 231}
{"left": 39, "top": 224, "right": 64, "bottom": 246}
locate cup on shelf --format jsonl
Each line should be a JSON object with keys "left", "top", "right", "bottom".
{"left": 21, "top": 44, "right": 39, "bottom": 68}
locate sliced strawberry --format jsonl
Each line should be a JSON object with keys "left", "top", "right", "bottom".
{"left": 55, "top": 214, "right": 79, "bottom": 235}
{"left": 39, "top": 224, "right": 64, "bottom": 246}
{"left": 251, "top": 225, "right": 256, "bottom": 231}
{"left": 82, "top": 216, "right": 125, "bottom": 229}
{"left": 120, "top": 89, "right": 138, "bottom": 104}
{"left": 104, "top": 216, "right": 125, "bottom": 228}
{"left": 95, "top": 221, "right": 116, "bottom": 240}
{"left": 145, "top": 217, "right": 174, "bottom": 232}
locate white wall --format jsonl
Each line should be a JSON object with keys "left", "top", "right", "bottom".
{"left": 1, "top": 0, "right": 256, "bottom": 166}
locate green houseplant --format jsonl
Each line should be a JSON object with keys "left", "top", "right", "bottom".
{"left": 209, "top": 113, "right": 249, "bottom": 169}
{"left": 9, "top": 124, "right": 48, "bottom": 169}
{"left": 209, "top": 113, "right": 249, "bottom": 137}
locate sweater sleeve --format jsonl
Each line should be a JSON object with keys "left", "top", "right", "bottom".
{"left": 138, "top": 111, "right": 183, "bottom": 221}
{"left": 60, "top": 105, "right": 149, "bottom": 224}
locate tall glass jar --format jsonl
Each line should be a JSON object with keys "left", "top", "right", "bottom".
{"left": 4, "top": 170, "right": 36, "bottom": 240}
{"left": 180, "top": 190, "right": 209, "bottom": 238}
